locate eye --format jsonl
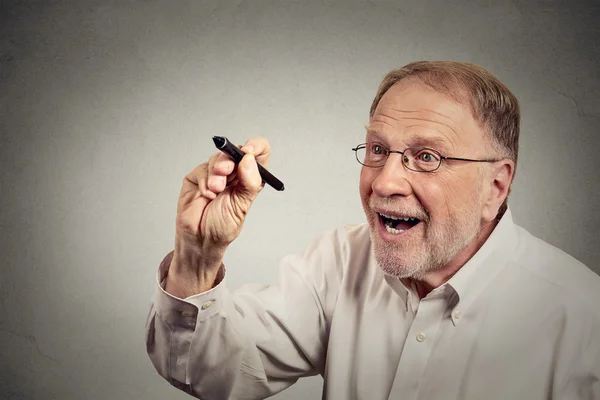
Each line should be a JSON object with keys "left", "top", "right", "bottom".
{"left": 369, "top": 143, "right": 387, "bottom": 155}
{"left": 416, "top": 150, "right": 440, "bottom": 163}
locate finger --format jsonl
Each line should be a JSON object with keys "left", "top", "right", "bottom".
{"left": 197, "top": 164, "right": 218, "bottom": 201}
{"left": 209, "top": 151, "right": 236, "bottom": 176}
{"left": 241, "top": 137, "right": 271, "bottom": 169}
{"left": 206, "top": 152, "right": 234, "bottom": 193}
{"left": 181, "top": 163, "right": 216, "bottom": 206}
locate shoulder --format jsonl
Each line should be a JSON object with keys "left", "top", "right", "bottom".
{"left": 274, "top": 224, "right": 373, "bottom": 318}
{"left": 509, "top": 224, "right": 600, "bottom": 316}
{"left": 282, "top": 223, "right": 372, "bottom": 278}
{"left": 299, "top": 223, "right": 371, "bottom": 257}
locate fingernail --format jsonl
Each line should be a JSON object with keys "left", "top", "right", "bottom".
{"left": 243, "top": 145, "right": 255, "bottom": 154}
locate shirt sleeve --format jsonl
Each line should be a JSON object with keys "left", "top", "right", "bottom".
{"left": 552, "top": 302, "right": 600, "bottom": 399}
{"left": 145, "top": 228, "right": 348, "bottom": 400}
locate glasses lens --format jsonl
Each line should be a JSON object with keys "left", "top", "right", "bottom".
{"left": 355, "top": 145, "right": 368, "bottom": 165}
{"left": 355, "top": 143, "right": 388, "bottom": 167}
{"left": 403, "top": 148, "right": 441, "bottom": 172}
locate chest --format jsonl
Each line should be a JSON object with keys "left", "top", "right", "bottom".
{"left": 322, "top": 284, "right": 562, "bottom": 400}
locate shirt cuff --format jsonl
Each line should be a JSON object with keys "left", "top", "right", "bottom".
{"left": 153, "top": 250, "right": 227, "bottom": 325}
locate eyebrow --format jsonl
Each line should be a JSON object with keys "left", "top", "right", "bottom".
{"left": 364, "top": 125, "right": 452, "bottom": 151}
{"left": 364, "top": 126, "right": 386, "bottom": 142}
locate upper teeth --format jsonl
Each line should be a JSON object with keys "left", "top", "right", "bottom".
{"left": 379, "top": 213, "right": 418, "bottom": 222}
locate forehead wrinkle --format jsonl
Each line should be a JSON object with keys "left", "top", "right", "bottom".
{"left": 365, "top": 115, "right": 398, "bottom": 134}
{"left": 388, "top": 107, "right": 458, "bottom": 123}
{"left": 384, "top": 108, "right": 464, "bottom": 142}
{"left": 368, "top": 113, "right": 461, "bottom": 148}
{"left": 380, "top": 88, "right": 466, "bottom": 126}
{"left": 403, "top": 126, "right": 455, "bottom": 150}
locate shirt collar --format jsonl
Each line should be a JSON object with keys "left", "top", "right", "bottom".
{"left": 383, "top": 266, "right": 412, "bottom": 311}
{"left": 445, "top": 207, "right": 519, "bottom": 324}
{"left": 382, "top": 207, "right": 519, "bottom": 317}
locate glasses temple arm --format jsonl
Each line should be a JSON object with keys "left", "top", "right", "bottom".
{"left": 443, "top": 156, "right": 501, "bottom": 163}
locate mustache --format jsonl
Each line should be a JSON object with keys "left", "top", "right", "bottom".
{"left": 369, "top": 198, "right": 429, "bottom": 221}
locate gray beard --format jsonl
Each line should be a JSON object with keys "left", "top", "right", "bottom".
{"left": 370, "top": 217, "right": 481, "bottom": 280}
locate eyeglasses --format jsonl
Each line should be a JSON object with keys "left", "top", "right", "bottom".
{"left": 352, "top": 142, "right": 502, "bottom": 172}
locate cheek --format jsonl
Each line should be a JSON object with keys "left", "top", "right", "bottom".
{"left": 430, "top": 172, "right": 481, "bottom": 217}
{"left": 416, "top": 174, "right": 458, "bottom": 218}
{"left": 359, "top": 167, "right": 375, "bottom": 198}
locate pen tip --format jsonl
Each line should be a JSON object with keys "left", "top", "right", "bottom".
{"left": 212, "top": 136, "right": 226, "bottom": 148}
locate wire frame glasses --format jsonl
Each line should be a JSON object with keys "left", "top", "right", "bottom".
{"left": 352, "top": 142, "right": 501, "bottom": 172}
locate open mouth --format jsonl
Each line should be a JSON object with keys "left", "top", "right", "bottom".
{"left": 378, "top": 212, "right": 421, "bottom": 234}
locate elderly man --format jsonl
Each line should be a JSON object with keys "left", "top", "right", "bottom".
{"left": 146, "top": 61, "right": 600, "bottom": 399}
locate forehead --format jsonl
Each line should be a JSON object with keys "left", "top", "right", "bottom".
{"left": 369, "top": 79, "right": 484, "bottom": 150}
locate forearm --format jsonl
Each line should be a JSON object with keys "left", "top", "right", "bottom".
{"left": 145, "top": 285, "right": 248, "bottom": 399}
{"left": 146, "top": 252, "right": 276, "bottom": 399}
{"left": 147, "top": 225, "right": 351, "bottom": 398}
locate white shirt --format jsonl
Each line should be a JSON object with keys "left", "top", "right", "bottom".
{"left": 145, "top": 209, "right": 600, "bottom": 399}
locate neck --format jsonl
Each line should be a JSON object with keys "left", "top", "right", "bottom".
{"left": 406, "top": 219, "right": 498, "bottom": 299}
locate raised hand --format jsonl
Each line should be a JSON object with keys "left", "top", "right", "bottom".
{"left": 165, "top": 137, "right": 271, "bottom": 298}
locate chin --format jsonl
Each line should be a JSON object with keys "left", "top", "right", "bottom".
{"left": 372, "top": 246, "right": 434, "bottom": 280}
{"left": 368, "top": 218, "right": 477, "bottom": 281}
{"left": 367, "top": 224, "right": 431, "bottom": 279}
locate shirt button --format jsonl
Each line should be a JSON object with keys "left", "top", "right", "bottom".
{"left": 453, "top": 309, "right": 462, "bottom": 319}
{"left": 180, "top": 310, "right": 195, "bottom": 317}
{"left": 416, "top": 332, "right": 426, "bottom": 342}
{"left": 201, "top": 300, "right": 214, "bottom": 310}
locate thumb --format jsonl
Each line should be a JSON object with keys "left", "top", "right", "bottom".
{"left": 235, "top": 152, "right": 263, "bottom": 199}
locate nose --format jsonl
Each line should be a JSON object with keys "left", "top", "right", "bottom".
{"left": 371, "top": 153, "right": 414, "bottom": 198}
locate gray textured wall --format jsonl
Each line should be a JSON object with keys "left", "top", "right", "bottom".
{"left": 1, "top": 1, "right": 599, "bottom": 399}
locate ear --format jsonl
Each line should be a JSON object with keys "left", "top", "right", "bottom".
{"left": 482, "top": 160, "right": 515, "bottom": 222}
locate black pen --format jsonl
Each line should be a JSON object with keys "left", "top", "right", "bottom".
{"left": 212, "top": 136, "right": 285, "bottom": 191}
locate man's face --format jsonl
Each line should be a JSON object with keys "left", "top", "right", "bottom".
{"left": 360, "top": 79, "right": 492, "bottom": 279}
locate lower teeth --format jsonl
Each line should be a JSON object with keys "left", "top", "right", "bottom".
{"left": 385, "top": 224, "right": 404, "bottom": 234}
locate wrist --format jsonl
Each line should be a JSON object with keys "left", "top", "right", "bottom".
{"left": 165, "top": 261, "right": 224, "bottom": 298}
{"left": 165, "top": 240, "right": 226, "bottom": 297}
